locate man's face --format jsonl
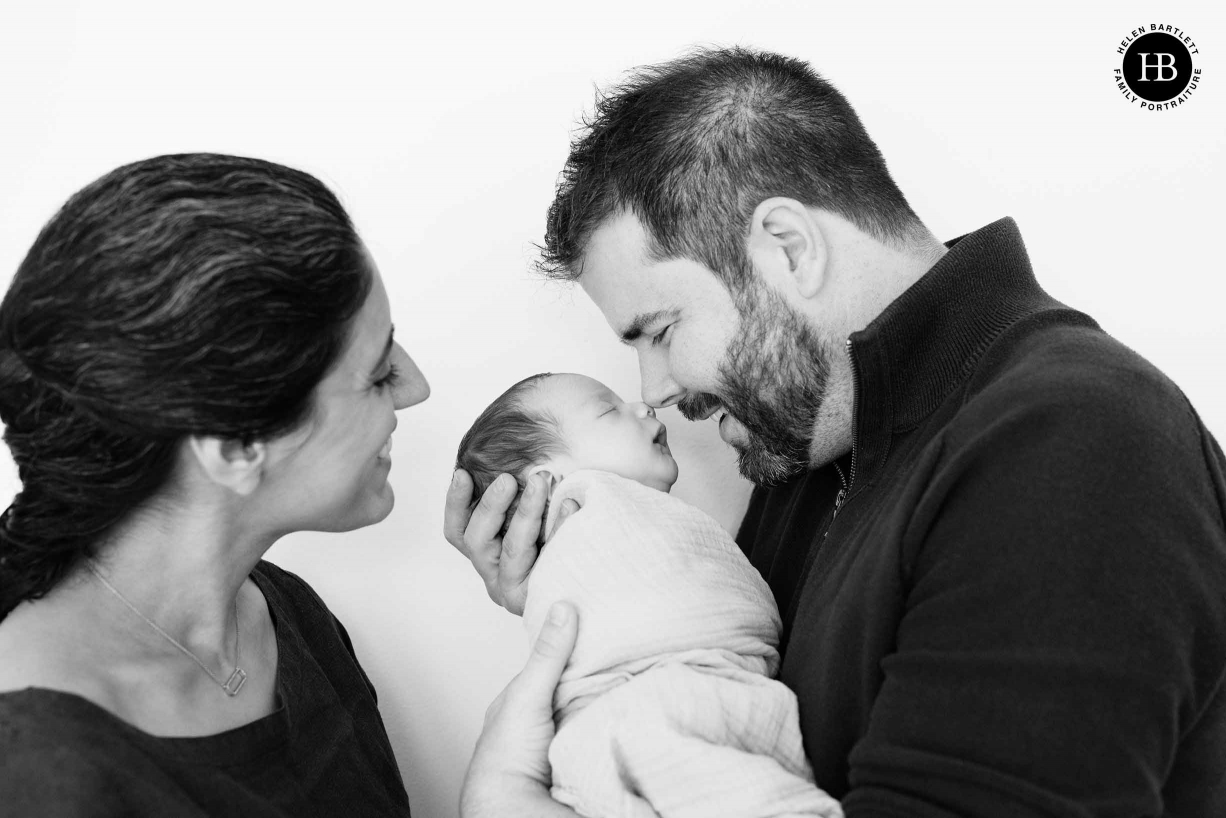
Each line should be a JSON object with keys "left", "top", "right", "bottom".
{"left": 579, "top": 213, "right": 836, "bottom": 486}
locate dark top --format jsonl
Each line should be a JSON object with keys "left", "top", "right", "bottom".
{"left": 0, "top": 561, "right": 411, "bottom": 817}
{"left": 738, "top": 218, "right": 1226, "bottom": 817}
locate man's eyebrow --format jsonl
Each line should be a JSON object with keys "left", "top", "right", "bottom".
{"left": 619, "top": 309, "right": 679, "bottom": 345}
{"left": 369, "top": 326, "right": 395, "bottom": 375}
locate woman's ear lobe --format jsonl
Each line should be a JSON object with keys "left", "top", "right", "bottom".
{"left": 188, "top": 436, "right": 267, "bottom": 496}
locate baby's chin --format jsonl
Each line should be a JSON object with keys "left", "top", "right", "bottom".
{"left": 645, "top": 467, "right": 679, "bottom": 493}
{"left": 571, "top": 459, "right": 678, "bottom": 493}
{"left": 608, "top": 468, "right": 677, "bottom": 493}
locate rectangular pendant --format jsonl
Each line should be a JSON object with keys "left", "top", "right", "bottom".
{"left": 222, "top": 667, "right": 247, "bottom": 697}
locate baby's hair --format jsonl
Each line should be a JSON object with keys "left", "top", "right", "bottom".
{"left": 456, "top": 373, "right": 565, "bottom": 528}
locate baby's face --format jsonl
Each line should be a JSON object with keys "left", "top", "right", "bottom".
{"left": 532, "top": 374, "right": 679, "bottom": 492}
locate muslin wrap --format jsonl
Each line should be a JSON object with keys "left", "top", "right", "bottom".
{"left": 523, "top": 470, "right": 842, "bottom": 818}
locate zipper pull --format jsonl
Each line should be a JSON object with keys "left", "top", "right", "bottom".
{"left": 833, "top": 487, "right": 847, "bottom": 519}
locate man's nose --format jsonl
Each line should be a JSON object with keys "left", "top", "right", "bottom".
{"left": 638, "top": 353, "right": 682, "bottom": 409}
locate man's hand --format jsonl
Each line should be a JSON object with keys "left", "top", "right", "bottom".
{"left": 444, "top": 469, "right": 578, "bottom": 615}
{"left": 460, "top": 602, "right": 581, "bottom": 818}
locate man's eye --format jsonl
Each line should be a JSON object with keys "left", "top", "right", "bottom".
{"left": 650, "top": 325, "right": 673, "bottom": 347}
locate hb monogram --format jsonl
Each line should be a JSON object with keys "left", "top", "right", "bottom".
{"left": 1137, "top": 53, "right": 1178, "bottom": 81}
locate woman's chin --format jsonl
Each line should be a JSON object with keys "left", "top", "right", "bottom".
{"left": 320, "top": 483, "right": 396, "bottom": 533}
{"left": 366, "top": 483, "right": 396, "bottom": 525}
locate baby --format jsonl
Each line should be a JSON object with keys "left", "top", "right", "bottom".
{"left": 457, "top": 373, "right": 841, "bottom": 818}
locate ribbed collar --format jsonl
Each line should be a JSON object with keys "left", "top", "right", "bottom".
{"left": 845, "top": 217, "right": 1084, "bottom": 488}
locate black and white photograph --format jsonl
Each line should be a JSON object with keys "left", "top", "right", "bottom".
{"left": 1, "top": 1, "right": 1223, "bottom": 816}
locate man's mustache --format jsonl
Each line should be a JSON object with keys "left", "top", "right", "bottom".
{"left": 677, "top": 392, "right": 722, "bottom": 422}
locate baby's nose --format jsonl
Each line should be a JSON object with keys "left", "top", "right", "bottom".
{"left": 635, "top": 402, "right": 656, "bottom": 419}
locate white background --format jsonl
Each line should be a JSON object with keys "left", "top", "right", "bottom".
{"left": 1, "top": 2, "right": 1223, "bottom": 815}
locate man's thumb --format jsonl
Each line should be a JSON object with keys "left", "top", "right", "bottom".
{"left": 519, "top": 602, "right": 578, "bottom": 694}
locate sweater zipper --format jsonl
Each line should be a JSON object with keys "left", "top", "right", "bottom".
{"left": 832, "top": 462, "right": 848, "bottom": 519}
{"left": 831, "top": 339, "right": 860, "bottom": 521}
{"left": 786, "top": 339, "right": 862, "bottom": 635}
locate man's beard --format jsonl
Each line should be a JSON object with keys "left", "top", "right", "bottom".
{"left": 678, "top": 279, "right": 835, "bottom": 487}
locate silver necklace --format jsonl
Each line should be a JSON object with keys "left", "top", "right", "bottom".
{"left": 85, "top": 561, "right": 248, "bottom": 697}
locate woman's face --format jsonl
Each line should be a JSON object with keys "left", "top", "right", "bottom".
{"left": 262, "top": 254, "right": 429, "bottom": 534}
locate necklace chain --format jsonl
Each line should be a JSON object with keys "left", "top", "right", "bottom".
{"left": 85, "top": 561, "right": 247, "bottom": 697}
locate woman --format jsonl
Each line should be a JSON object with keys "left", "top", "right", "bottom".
{"left": 0, "top": 154, "right": 427, "bottom": 815}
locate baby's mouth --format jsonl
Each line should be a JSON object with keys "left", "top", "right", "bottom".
{"left": 653, "top": 425, "right": 670, "bottom": 451}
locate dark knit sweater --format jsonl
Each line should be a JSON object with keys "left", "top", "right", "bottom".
{"left": 0, "top": 561, "right": 411, "bottom": 817}
{"left": 737, "top": 218, "right": 1226, "bottom": 817}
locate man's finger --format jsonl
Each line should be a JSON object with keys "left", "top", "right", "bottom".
{"left": 503, "top": 473, "right": 548, "bottom": 561}
{"left": 496, "top": 474, "right": 548, "bottom": 613}
{"left": 466, "top": 475, "right": 522, "bottom": 596}
{"left": 546, "top": 498, "right": 580, "bottom": 543}
{"left": 464, "top": 474, "right": 516, "bottom": 555}
{"left": 446, "top": 473, "right": 519, "bottom": 606}
{"left": 443, "top": 468, "right": 477, "bottom": 553}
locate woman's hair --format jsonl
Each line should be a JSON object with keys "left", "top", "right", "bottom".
{"left": 0, "top": 153, "right": 371, "bottom": 619}
{"left": 456, "top": 373, "right": 564, "bottom": 527}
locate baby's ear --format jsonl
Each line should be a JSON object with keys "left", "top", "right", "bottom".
{"left": 527, "top": 464, "right": 563, "bottom": 491}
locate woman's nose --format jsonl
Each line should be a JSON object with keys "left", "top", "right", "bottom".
{"left": 392, "top": 347, "right": 430, "bottom": 410}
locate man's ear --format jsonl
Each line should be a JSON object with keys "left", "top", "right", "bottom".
{"left": 746, "top": 198, "right": 828, "bottom": 300}
{"left": 188, "top": 436, "right": 267, "bottom": 497}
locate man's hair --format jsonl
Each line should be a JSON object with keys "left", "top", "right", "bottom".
{"left": 456, "top": 374, "right": 564, "bottom": 523}
{"left": 539, "top": 47, "right": 925, "bottom": 291}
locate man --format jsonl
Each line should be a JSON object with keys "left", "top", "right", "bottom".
{"left": 446, "top": 48, "right": 1226, "bottom": 816}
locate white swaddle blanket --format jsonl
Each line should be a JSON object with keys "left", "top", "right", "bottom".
{"left": 523, "top": 470, "right": 842, "bottom": 818}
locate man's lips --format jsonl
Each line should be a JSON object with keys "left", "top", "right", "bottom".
{"left": 718, "top": 411, "right": 743, "bottom": 444}
{"left": 678, "top": 393, "right": 721, "bottom": 422}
